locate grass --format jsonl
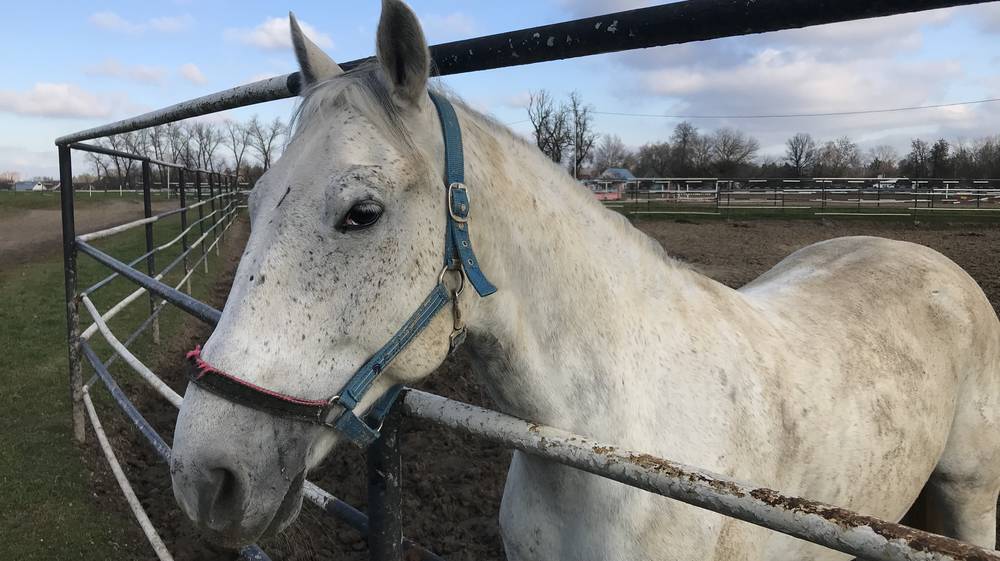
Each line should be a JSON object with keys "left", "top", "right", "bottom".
{"left": 0, "top": 190, "right": 181, "bottom": 216}
{"left": 0, "top": 198, "right": 241, "bottom": 560}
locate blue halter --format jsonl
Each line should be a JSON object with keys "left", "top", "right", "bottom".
{"left": 323, "top": 91, "right": 496, "bottom": 446}
{"left": 188, "top": 92, "right": 496, "bottom": 447}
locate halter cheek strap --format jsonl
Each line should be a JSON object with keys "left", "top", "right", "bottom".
{"left": 186, "top": 91, "right": 496, "bottom": 447}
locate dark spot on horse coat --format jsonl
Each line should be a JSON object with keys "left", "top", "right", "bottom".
{"left": 276, "top": 186, "right": 292, "bottom": 209}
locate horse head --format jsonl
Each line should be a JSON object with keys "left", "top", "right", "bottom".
{"left": 170, "top": 1, "right": 474, "bottom": 545}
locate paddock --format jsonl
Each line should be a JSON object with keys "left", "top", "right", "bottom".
{"left": 54, "top": 0, "right": 1000, "bottom": 560}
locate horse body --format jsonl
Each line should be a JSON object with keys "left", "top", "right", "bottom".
{"left": 170, "top": 2, "right": 1000, "bottom": 557}
{"left": 454, "top": 108, "right": 1000, "bottom": 559}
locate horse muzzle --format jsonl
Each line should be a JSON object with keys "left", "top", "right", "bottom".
{"left": 171, "top": 383, "right": 309, "bottom": 547}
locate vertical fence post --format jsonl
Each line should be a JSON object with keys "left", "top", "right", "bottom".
{"left": 219, "top": 174, "right": 227, "bottom": 244}
{"left": 368, "top": 409, "right": 403, "bottom": 561}
{"left": 196, "top": 171, "right": 208, "bottom": 273}
{"left": 208, "top": 173, "right": 219, "bottom": 255}
{"left": 179, "top": 168, "right": 191, "bottom": 294}
{"left": 141, "top": 160, "right": 160, "bottom": 345}
{"left": 59, "top": 145, "right": 85, "bottom": 443}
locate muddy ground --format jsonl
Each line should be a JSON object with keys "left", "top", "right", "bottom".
{"left": 86, "top": 217, "right": 1000, "bottom": 560}
{"left": 0, "top": 199, "right": 174, "bottom": 269}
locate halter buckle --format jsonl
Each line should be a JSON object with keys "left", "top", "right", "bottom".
{"left": 448, "top": 182, "right": 470, "bottom": 223}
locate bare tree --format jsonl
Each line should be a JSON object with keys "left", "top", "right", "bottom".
{"left": 905, "top": 139, "right": 931, "bottom": 177}
{"left": 102, "top": 133, "right": 137, "bottom": 188}
{"left": 190, "top": 122, "right": 225, "bottom": 172}
{"left": 634, "top": 142, "right": 672, "bottom": 177}
{"left": 0, "top": 170, "right": 20, "bottom": 190}
{"left": 248, "top": 116, "right": 287, "bottom": 171}
{"left": 816, "top": 137, "right": 860, "bottom": 176}
{"left": 527, "top": 90, "right": 572, "bottom": 164}
{"left": 691, "top": 134, "right": 714, "bottom": 175}
{"left": 866, "top": 145, "right": 899, "bottom": 177}
{"left": 592, "top": 134, "right": 630, "bottom": 174}
{"left": 712, "top": 128, "right": 759, "bottom": 175}
{"left": 784, "top": 133, "right": 817, "bottom": 177}
{"left": 566, "top": 91, "right": 598, "bottom": 178}
{"left": 669, "top": 122, "right": 699, "bottom": 176}
{"left": 223, "top": 120, "right": 252, "bottom": 181}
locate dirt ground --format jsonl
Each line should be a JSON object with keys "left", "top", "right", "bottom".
{"left": 87, "top": 217, "right": 1000, "bottom": 560}
{"left": 0, "top": 199, "right": 174, "bottom": 269}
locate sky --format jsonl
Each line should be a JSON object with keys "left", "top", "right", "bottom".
{"left": 2, "top": 0, "right": 999, "bottom": 178}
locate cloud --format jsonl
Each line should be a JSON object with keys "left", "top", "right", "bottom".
{"left": 0, "top": 145, "right": 58, "bottom": 179}
{"left": 85, "top": 58, "right": 166, "bottom": 85}
{"left": 502, "top": 92, "right": 532, "bottom": 109}
{"left": 149, "top": 15, "right": 194, "bottom": 32}
{"left": 179, "top": 63, "right": 207, "bottom": 85}
{"left": 88, "top": 11, "right": 193, "bottom": 35}
{"left": 421, "top": 13, "right": 477, "bottom": 41}
{"left": 579, "top": 5, "right": 1000, "bottom": 157}
{"left": 965, "top": 3, "right": 1000, "bottom": 33}
{"left": 0, "top": 83, "right": 124, "bottom": 119}
{"left": 225, "top": 17, "right": 332, "bottom": 51}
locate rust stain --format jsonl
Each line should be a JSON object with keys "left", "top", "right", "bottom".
{"left": 627, "top": 453, "right": 747, "bottom": 498}
{"left": 748, "top": 488, "right": 998, "bottom": 560}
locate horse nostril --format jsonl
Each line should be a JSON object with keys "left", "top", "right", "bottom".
{"left": 202, "top": 467, "right": 246, "bottom": 522}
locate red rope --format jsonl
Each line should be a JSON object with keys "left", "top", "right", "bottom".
{"left": 186, "top": 345, "right": 330, "bottom": 407}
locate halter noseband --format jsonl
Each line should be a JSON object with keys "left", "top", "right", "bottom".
{"left": 186, "top": 92, "right": 496, "bottom": 447}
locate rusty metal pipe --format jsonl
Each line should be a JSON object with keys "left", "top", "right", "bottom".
{"left": 401, "top": 390, "right": 1000, "bottom": 561}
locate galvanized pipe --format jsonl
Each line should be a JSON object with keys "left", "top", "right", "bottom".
{"left": 81, "top": 389, "right": 175, "bottom": 561}
{"left": 401, "top": 390, "right": 1000, "bottom": 561}
{"left": 58, "top": 144, "right": 85, "bottom": 444}
{"left": 53, "top": 1, "right": 995, "bottom": 145}
{"left": 75, "top": 240, "right": 222, "bottom": 325}
{"left": 141, "top": 160, "right": 160, "bottom": 344}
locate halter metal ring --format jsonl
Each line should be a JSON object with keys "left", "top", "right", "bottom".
{"left": 438, "top": 265, "right": 466, "bottom": 296}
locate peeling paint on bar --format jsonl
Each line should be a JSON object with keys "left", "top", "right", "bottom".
{"left": 401, "top": 390, "right": 1000, "bottom": 561}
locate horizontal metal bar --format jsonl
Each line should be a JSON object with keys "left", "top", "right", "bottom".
{"left": 76, "top": 240, "right": 222, "bottom": 325}
{"left": 81, "top": 341, "right": 172, "bottom": 460}
{"left": 81, "top": 203, "right": 234, "bottom": 300}
{"left": 81, "top": 295, "right": 183, "bottom": 407}
{"left": 401, "top": 389, "right": 1000, "bottom": 561}
{"left": 428, "top": 0, "right": 997, "bottom": 75}
{"left": 78, "top": 193, "right": 233, "bottom": 242}
{"left": 69, "top": 143, "right": 227, "bottom": 176}
{"left": 56, "top": 74, "right": 300, "bottom": 145}
{"left": 55, "top": 0, "right": 993, "bottom": 145}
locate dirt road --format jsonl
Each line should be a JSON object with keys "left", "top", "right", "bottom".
{"left": 0, "top": 199, "right": 175, "bottom": 270}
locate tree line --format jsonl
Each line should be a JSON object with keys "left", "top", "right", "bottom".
{"left": 79, "top": 116, "right": 288, "bottom": 190}
{"left": 528, "top": 89, "right": 1000, "bottom": 179}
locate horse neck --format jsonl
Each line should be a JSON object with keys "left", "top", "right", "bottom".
{"left": 459, "top": 113, "right": 736, "bottom": 430}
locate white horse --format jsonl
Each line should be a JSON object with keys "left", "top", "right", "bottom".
{"left": 170, "top": 2, "right": 1000, "bottom": 558}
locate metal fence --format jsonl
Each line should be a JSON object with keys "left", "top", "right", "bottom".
{"left": 55, "top": 1, "right": 1000, "bottom": 560}
{"left": 587, "top": 178, "right": 1000, "bottom": 218}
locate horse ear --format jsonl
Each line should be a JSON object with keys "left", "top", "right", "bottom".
{"left": 376, "top": 0, "right": 430, "bottom": 108}
{"left": 289, "top": 12, "right": 343, "bottom": 88}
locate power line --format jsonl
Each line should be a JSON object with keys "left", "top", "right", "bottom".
{"left": 593, "top": 97, "right": 1000, "bottom": 120}
{"left": 505, "top": 96, "right": 1000, "bottom": 125}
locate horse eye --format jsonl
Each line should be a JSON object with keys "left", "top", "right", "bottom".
{"left": 342, "top": 201, "right": 384, "bottom": 230}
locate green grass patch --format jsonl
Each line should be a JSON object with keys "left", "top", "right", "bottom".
{"left": 0, "top": 191, "right": 180, "bottom": 215}
{"left": 0, "top": 204, "right": 240, "bottom": 560}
